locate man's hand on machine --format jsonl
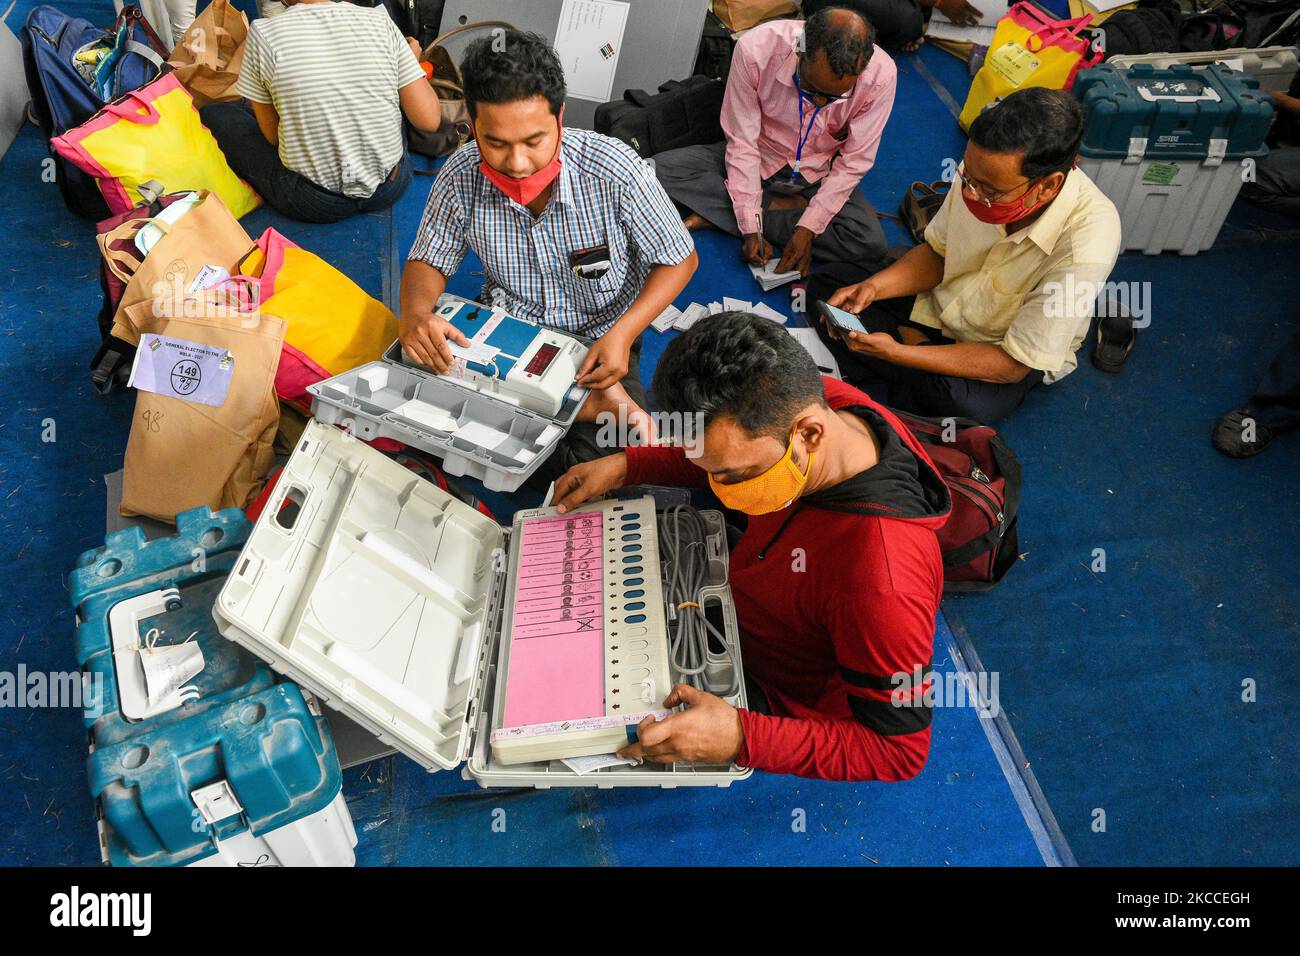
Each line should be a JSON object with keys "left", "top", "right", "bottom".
{"left": 553, "top": 453, "right": 628, "bottom": 513}
{"left": 398, "top": 314, "right": 471, "bottom": 374}
{"left": 617, "top": 684, "right": 744, "bottom": 765}
{"left": 577, "top": 328, "right": 632, "bottom": 391}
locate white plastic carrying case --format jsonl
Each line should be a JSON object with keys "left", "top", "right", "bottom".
{"left": 213, "top": 420, "right": 751, "bottom": 789}
{"left": 307, "top": 294, "right": 590, "bottom": 493}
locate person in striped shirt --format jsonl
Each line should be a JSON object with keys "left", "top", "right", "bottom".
{"left": 200, "top": 0, "right": 443, "bottom": 223}
{"left": 401, "top": 30, "right": 698, "bottom": 479}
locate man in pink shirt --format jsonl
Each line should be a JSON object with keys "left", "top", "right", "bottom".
{"left": 654, "top": 6, "right": 896, "bottom": 275}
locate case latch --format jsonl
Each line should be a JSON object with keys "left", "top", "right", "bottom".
{"left": 1205, "top": 137, "right": 1228, "bottom": 167}
{"left": 1126, "top": 137, "right": 1148, "bottom": 162}
{"left": 191, "top": 779, "right": 244, "bottom": 826}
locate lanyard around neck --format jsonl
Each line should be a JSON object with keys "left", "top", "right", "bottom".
{"left": 793, "top": 76, "right": 826, "bottom": 182}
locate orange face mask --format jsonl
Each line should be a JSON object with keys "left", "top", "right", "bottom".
{"left": 708, "top": 427, "right": 814, "bottom": 516}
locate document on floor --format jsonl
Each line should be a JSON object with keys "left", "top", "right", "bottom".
{"left": 787, "top": 327, "right": 842, "bottom": 379}
{"left": 925, "top": 20, "right": 996, "bottom": 45}
{"left": 651, "top": 304, "right": 682, "bottom": 332}
{"left": 750, "top": 258, "right": 801, "bottom": 291}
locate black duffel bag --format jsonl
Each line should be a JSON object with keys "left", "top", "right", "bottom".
{"left": 594, "top": 76, "right": 725, "bottom": 158}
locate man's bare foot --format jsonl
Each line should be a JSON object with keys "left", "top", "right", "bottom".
{"left": 902, "top": 36, "right": 926, "bottom": 53}
{"left": 682, "top": 213, "right": 712, "bottom": 231}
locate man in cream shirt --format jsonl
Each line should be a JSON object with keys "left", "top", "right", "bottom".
{"left": 809, "top": 88, "right": 1121, "bottom": 423}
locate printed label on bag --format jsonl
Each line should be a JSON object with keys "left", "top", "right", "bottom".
{"left": 1142, "top": 162, "right": 1180, "bottom": 186}
{"left": 128, "top": 334, "right": 235, "bottom": 407}
{"left": 187, "top": 263, "right": 231, "bottom": 292}
{"left": 987, "top": 43, "right": 1040, "bottom": 88}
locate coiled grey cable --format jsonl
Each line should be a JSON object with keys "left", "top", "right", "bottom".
{"left": 657, "top": 505, "right": 739, "bottom": 698}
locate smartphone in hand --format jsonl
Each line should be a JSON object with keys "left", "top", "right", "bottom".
{"left": 817, "top": 300, "right": 869, "bottom": 335}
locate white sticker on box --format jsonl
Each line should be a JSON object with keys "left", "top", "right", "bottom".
{"left": 449, "top": 341, "right": 502, "bottom": 366}
{"left": 128, "top": 334, "right": 235, "bottom": 407}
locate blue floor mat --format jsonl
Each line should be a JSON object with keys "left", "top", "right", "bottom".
{"left": 344, "top": 615, "right": 1047, "bottom": 867}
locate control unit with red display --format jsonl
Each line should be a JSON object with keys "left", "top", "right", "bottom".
{"left": 398, "top": 295, "right": 589, "bottom": 418}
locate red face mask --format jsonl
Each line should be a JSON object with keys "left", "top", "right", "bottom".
{"left": 962, "top": 182, "right": 1051, "bottom": 226}
{"left": 476, "top": 123, "right": 563, "bottom": 206}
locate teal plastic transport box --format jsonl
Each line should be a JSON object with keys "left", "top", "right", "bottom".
{"left": 1074, "top": 63, "right": 1274, "bottom": 254}
{"left": 71, "top": 508, "right": 357, "bottom": 866}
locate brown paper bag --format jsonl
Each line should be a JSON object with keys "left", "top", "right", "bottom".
{"left": 121, "top": 308, "right": 286, "bottom": 522}
{"left": 108, "top": 190, "right": 254, "bottom": 347}
{"left": 166, "top": 0, "right": 249, "bottom": 108}
{"left": 710, "top": 0, "right": 798, "bottom": 32}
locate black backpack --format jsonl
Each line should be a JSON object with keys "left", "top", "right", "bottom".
{"left": 1101, "top": 2, "right": 1184, "bottom": 56}
{"left": 594, "top": 76, "right": 725, "bottom": 159}
{"left": 693, "top": 9, "right": 736, "bottom": 80}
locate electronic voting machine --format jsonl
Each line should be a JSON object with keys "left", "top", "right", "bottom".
{"left": 306, "top": 295, "right": 589, "bottom": 492}
{"left": 214, "top": 421, "right": 750, "bottom": 788}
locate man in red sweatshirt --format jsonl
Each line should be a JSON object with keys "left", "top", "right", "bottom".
{"left": 552, "top": 312, "right": 950, "bottom": 781}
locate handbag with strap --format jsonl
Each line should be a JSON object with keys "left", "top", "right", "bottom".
{"left": 91, "top": 179, "right": 193, "bottom": 394}
{"left": 892, "top": 411, "right": 1023, "bottom": 593}
{"left": 959, "top": 3, "right": 1102, "bottom": 131}
{"left": 409, "top": 19, "right": 516, "bottom": 159}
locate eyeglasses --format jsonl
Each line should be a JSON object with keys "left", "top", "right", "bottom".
{"left": 794, "top": 64, "right": 851, "bottom": 106}
{"left": 955, "top": 161, "right": 1037, "bottom": 207}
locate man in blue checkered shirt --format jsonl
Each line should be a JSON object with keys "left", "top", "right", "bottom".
{"left": 401, "top": 29, "right": 698, "bottom": 477}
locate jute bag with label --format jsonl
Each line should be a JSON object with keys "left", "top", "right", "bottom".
{"left": 120, "top": 307, "right": 285, "bottom": 521}
{"left": 105, "top": 189, "right": 253, "bottom": 347}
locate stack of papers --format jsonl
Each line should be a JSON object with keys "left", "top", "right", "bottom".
{"left": 650, "top": 298, "right": 788, "bottom": 334}
{"left": 750, "top": 258, "right": 802, "bottom": 291}
{"left": 925, "top": 5, "right": 1006, "bottom": 46}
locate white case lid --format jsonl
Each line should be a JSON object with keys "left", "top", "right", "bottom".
{"left": 213, "top": 421, "right": 506, "bottom": 772}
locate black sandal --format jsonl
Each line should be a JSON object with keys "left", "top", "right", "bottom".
{"left": 1092, "top": 309, "right": 1137, "bottom": 373}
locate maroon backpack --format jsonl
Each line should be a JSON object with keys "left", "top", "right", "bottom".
{"left": 895, "top": 412, "right": 1022, "bottom": 592}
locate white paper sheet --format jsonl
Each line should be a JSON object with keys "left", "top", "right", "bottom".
{"left": 925, "top": 21, "right": 996, "bottom": 46}
{"left": 750, "top": 258, "right": 801, "bottom": 291}
{"left": 454, "top": 420, "right": 510, "bottom": 451}
{"left": 651, "top": 304, "right": 682, "bottom": 332}
{"left": 1087, "top": 0, "right": 1138, "bottom": 12}
{"left": 931, "top": 4, "right": 1006, "bottom": 30}
{"left": 674, "top": 303, "right": 709, "bottom": 331}
{"left": 722, "top": 296, "right": 753, "bottom": 312}
{"left": 751, "top": 302, "right": 788, "bottom": 325}
{"left": 554, "top": 0, "right": 630, "bottom": 103}
{"left": 787, "top": 327, "right": 842, "bottom": 379}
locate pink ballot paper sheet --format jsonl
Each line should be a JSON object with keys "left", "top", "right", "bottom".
{"left": 501, "top": 511, "right": 606, "bottom": 729}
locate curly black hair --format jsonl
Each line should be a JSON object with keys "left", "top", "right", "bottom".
{"left": 803, "top": 5, "right": 874, "bottom": 77}
{"left": 461, "top": 29, "right": 567, "bottom": 119}
{"left": 650, "top": 312, "right": 827, "bottom": 442}
{"left": 968, "top": 87, "right": 1086, "bottom": 180}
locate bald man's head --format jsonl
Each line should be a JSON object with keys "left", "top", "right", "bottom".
{"left": 803, "top": 6, "right": 874, "bottom": 78}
